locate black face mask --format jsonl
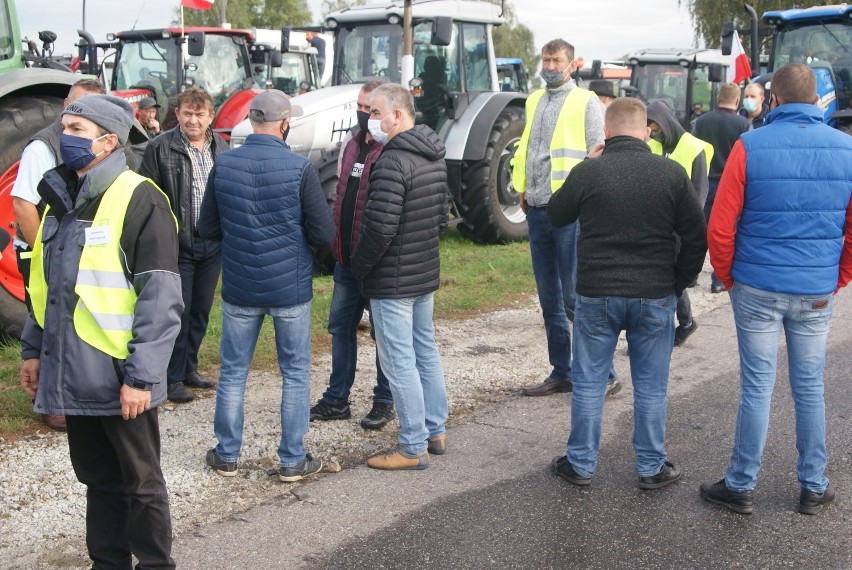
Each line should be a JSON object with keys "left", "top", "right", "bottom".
{"left": 281, "top": 125, "right": 290, "bottom": 142}
{"left": 357, "top": 110, "right": 370, "bottom": 134}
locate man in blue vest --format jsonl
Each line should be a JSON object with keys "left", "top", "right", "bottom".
{"left": 19, "top": 94, "right": 183, "bottom": 568}
{"left": 702, "top": 64, "right": 852, "bottom": 516}
{"left": 513, "top": 38, "right": 619, "bottom": 398}
{"left": 199, "top": 90, "right": 334, "bottom": 481}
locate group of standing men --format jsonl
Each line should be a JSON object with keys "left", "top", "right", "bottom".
{"left": 13, "top": 31, "right": 852, "bottom": 569}
{"left": 15, "top": 73, "right": 451, "bottom": 565}
{"left": 519, "top": 39, "right": 852, "bottom": 519}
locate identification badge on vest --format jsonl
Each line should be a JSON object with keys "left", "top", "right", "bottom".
{"left": 85, "top": 226, "right": 111, "bottom": 246}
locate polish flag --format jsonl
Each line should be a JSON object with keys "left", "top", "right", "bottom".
{"left": 726, "top": 30, "right": 753, "bottom": 84}
{"left": 181, "top": 0, "right": 214, "bottom": 9}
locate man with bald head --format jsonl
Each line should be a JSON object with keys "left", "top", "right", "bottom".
{"left": 547, "top": 97, "right": 707, "bottom": 490}
{"left": 703, "top": 63, "right": 852, "bottom": 516}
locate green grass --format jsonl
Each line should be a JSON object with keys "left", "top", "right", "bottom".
{"left": 0, "top": 227, "right": 535, "bottom": 438}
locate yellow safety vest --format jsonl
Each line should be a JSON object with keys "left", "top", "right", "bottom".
{"left": 513, "top": 86, "right": 595, "bottom": 193}
{"left": 648, "top": 133, "right": 714, "bottom": 177}
{"left": 29, "top": 170, "right": 175, "bottom": 359}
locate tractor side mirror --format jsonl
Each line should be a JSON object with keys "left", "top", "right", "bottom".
{"left": 720, "top": 22, "right": 734, "bottom": 56}
{"left": 281, "top": 27, "right": 291, "bottom": 53}
{"left": 187, "top": 31, "right": 205, "bottom": 57}
{"left": 708, "top": 63, "right": 724, "bottom": 83}
{"left": 590, "top": 59, "right": 602, "bottom": 80}
{"left": 431, "top": 17, "right": 453, "bottom": 47}
{"left": 270, "top": 49, "right": 282, "bottom": 68}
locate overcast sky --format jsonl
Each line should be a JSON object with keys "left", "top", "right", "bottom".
{"left": 17, "top": 0, "right": 700, "bottom": 64}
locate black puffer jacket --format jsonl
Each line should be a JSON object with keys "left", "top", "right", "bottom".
{"left": 139, "top": 127, "right": 228, "bottom": 252}
{"left": 351, "top": 124, "right": 449, "bottom": 299}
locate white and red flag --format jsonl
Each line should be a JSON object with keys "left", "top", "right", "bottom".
{"left": 726, "top": 30, "right": 753, "bottom": 84}
{"left": 181, "top": 0, "right": 214, "bottom": 10}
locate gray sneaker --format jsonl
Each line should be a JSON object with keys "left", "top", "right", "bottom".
{"left": 279, "top": 453, "right": 323, "bottom": 482}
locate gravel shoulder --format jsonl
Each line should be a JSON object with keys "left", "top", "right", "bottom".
{"left": 0, "top": 264, "right": 729, "bottom": 569}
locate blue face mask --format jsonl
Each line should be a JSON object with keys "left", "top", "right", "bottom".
{"left": 742, "top": 98, "right": 758, "bottom": 113}
{"left": 59, "top": 133, "right": 108, "bottom": 171}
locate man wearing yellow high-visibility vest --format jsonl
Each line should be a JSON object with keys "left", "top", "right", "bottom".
{"left": 18, "top": 94, "right": 183, "bottom": 569}
{"left": 646, "top": 100, "right": 712, "bottom": 348}
{"left": 514, "top": 39, "right": 620, "bottom": 399}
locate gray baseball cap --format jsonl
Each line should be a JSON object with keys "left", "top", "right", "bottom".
{"left": 138, "top": 96, "right": 160, "bottom": 110}
{"left": 249, "top": 90, "right": 303, "bottom": 122}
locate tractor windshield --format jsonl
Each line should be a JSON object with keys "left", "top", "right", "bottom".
{"left": 113, "top": 33, "right": 251, "bottom": 108}
{"left": 268, "top": 51, "right": 319, "bottom": 96}
{"left": 0, "top": 1, "right": 15, "bottom": 62}
{"left": 186, "top": 34, "right": 253, "bottom": 107}
{"left": 631, "top": 63, "right": 715, "bottom": 128}
{"left": 772, "top": 22, "right": 852, "bottom": 109}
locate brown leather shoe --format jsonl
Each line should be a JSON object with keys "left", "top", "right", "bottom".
{"left": 427, "top": 434, "right": 446, "bottom": 455}
{"left": 43, "top": 414, "right": 66, "bottom": 432}
{"left": 367, "top": 446, "right": 429, "bottom": 470}
{"left": 522, "top": 377, "right": 572, "bottom": 397}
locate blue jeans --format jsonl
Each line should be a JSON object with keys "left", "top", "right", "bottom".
{"left": 370, "top": 293, "right": 448, "bottom": 455}
{"left": 567, "top": 294, "right": 676, "bottom": 477}
{"left": 526, "top": 206, "right": 578, "bottom": 380}
{"left": 725, "top": 283, "right": 832, "bottom": 493}
{"left": 322, "top": 264, "right": 392, "bottom": 405}
{"left": 213, "top": 300, "right": 312, "bottom": 468}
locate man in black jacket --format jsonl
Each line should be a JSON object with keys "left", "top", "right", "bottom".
{"left": 351, "top": 83, "right": 449, "bottom": 471}
{"left": 140, "top": 87, "right": 228, "bottom": 403}
{"left": 548, "top": 98, "right": 707, "bottom": 489}
{"left": 693, "top": 83, "right": 752, "bottom": 294}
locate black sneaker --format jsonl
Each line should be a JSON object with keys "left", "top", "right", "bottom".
{"left": 310, "top": 399, "right": 351, "bottom": 421}
{"left": 798, "top": 486, "right": 835, "bottom": 515}
{"left": 700, "top": 478, "right": 754, "bottom": 514}
{"left": 167, "top": 382, "right": 195, "bottom": 403}
{"left": 279, "top": 453, "right": 323, "bottom": 482}
{"left": 550, "top": 455, "right": 592, "bottom": 487}
{"left": 674, "top": 320, "right": 698, "bottom": 347}
{"left": 638, "top": 460, "right": 682, "bottom": 490}
{"left": 360, "top": 402, "right": 395, "bottom": 430}
{"left": 205, "top": 448, "right": 237, "bottom": 477}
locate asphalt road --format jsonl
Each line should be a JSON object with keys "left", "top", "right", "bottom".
{"left": 174, "top": 294, "right": 852, "bottom": 569}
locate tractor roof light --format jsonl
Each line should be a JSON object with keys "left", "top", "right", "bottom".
{"left": 106, "top": 33, "right": 116, "bottom": 41}
{"left": 628, "top": 58, "right": 639, "bottom": 66}
{"left": 679, "top": 59, "right": 691, "bottom": 68}
{"left": 325, "top": 18, "right": 338, "bottom": 29}
{"left": 388, "top": 14, "right": 401, "bottom": 25}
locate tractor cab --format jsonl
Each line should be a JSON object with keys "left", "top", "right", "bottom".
{"left": 763, "top": 5, "right": 852, "bottom": 125}
{"left": 495, "top": 58, "right": 529, "bottom": 93}
{"left": 627, "top": 48, "right": 728, "bottom": 129}
{"left": 328, "top": 1, "right": 498, "bottom": 137}
{"left": 109, "top": 27, "right": 258, "bottom": 133}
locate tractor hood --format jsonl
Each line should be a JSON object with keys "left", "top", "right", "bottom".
{"left": 230, "top": 84, "right": 361, "bottom": 157}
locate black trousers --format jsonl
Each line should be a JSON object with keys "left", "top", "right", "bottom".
{"left": 66, "top": 410, "right": 175, "bottom": 570}
{"left": 167, "top": 235, "right": 221, "bottom": 385}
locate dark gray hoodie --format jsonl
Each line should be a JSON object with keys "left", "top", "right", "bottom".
{"left": 647, "top": 100, "right": 709, "bottom": 207}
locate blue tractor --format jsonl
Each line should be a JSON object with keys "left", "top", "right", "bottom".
{"left": 726, "top": 4, "right": 852, "bottom": 133}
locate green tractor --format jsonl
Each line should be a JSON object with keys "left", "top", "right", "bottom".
{"left": 0, "top": 0, "right": 87, "bottom": 338}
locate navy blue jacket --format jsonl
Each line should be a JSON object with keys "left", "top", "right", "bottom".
{"left": 198, "top": 134, "right": 334, "bottom": 307}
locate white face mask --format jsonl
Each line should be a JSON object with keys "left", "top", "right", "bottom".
{"left": 368, "top": 118, "right": 389, "bottom": 144}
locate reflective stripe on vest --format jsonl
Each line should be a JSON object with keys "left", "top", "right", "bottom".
{"left": 512, "top": 86, "right": 594, "bottom": 193}
{"left": 648, "top": 133, "right": 714, "bottom": 177}
{"left": 29, "top": 170, "right": 175, "bottom": 359}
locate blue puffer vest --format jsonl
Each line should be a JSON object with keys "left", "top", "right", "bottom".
{"left": 733, "top": 104, "right": 852, "bottom": 294}
{"left": 213, "top": 134, "right": 314, "bottom": 307}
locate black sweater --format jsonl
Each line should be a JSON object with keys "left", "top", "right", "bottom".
{"left": 547, "top": 136, "right": 707, "bottom": 298}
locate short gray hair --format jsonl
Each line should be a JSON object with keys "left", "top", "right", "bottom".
{"left": 370, "top": 83, "right": 415, "bottom": 120}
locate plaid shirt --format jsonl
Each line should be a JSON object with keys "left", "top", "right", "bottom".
{"left": 179, "top": 129, "right": 215, "bottom": 228}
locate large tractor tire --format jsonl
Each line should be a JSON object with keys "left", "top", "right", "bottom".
{"left": 0, "top": 96, "right": 64, "bottom": 339}
{"left": 457, "top": 105, "right": 527, "bottom": 244}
